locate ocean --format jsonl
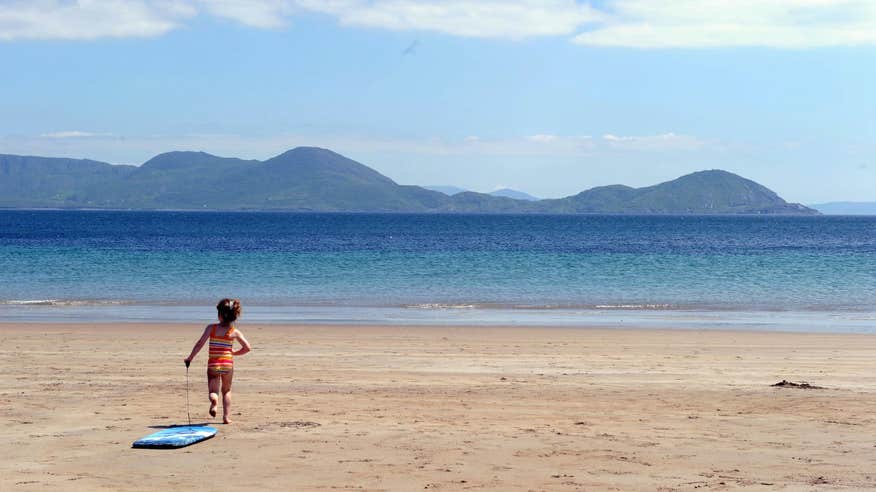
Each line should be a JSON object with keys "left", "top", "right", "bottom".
{"left": 1, "top": 210, "right": 875, "bottom": 331}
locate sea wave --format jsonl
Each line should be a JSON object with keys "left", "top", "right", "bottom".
{"left": 593, "top": 304, "right": 676, "bottom": 310}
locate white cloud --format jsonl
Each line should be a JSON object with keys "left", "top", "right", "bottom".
{"left": 0, "top": 0, "right": 196, "bottom": 41}
{"left": 3, "top": 0, "right": 875, "bottom": 48}
{"left": 295, "top": 0, "right": 600, "bottom": 39}
{"left": 0, "top": 0, "right": 597, "bottom": 41}
{"left": 198, "top": 0, "right": 294, "bottom": 28}
{"left": 574, "top": 0, "right": 876, "bottom": 48}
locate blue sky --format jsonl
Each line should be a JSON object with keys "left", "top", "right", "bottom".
{"left": 1, "top": 1, "right": 874, "bottom": 203}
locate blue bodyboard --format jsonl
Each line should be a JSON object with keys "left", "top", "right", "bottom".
{"left": 132, "top": 425, "right": 217, "bottom": 449}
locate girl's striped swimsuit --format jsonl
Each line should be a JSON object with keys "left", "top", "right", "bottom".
{"left": 207, "top": 325, "right": 235, "bottom": 373}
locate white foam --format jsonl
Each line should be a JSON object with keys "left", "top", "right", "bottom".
{"left": 0, "top": 299, "right": 129, "bottom": 307}
{"left": 2, "top": 299, "right": 60, "bottom": 306}
{"left": 594, "top": 304, "right": 674, "bottom": 310}
{"left": 407, "top": 303, "right": 478, "bottom": 310}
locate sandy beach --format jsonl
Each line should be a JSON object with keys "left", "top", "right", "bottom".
{"left": 2, "top": 322, "right": 876, "bottom": 491}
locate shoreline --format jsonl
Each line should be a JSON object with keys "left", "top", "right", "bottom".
{"left": 3, "top": 303, "right": 875, "bottom": 334}
{"left": 4, "top": 322, "right": 876, "bottom": 490}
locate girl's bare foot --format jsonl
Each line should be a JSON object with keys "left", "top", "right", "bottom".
{"left": 223, "top": 418, "right": 232, "bottom": 424}
{"left": 209, "top": 394, "right": 219, "bottom": 418}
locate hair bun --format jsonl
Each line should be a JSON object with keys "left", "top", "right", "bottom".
{"left": 216, "top": 298, "right": 242, "bottom": 322}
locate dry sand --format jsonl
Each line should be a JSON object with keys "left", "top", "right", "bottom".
{"left": 2, "top": 322, "right": 876, "bottom": 491}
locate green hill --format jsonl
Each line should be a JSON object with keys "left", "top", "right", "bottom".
{"left": 0, "top": 154, "right": 134, "bottom": 208}
{"left": 0, "top": 149, "right": 817, "bottom": 214}
{"left": 103, "top": 151, "right": 260, "bottom": 208}
{"left": 541, "top": 170, "right": 813, "bottom": 214}
{"left": 228, "top": 147, "right": 449, "bottom": 211}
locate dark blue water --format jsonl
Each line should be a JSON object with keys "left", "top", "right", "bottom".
{"left": 1, "top": 211, "right": 875, "bottom": 327}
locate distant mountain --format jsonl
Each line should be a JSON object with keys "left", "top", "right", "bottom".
{"left": 539, "top": 170, "right": 815, "bottom": 215}
{"left": 0, "top": 149, "right": 817, "bottom": 214}
{"left": 809, "top": 202, "right": 876, "bottom": 215}
{"left": 0, "top": 154, "right": 134, "bottom": 208}
{"left": 0, "top": 148, "right": 450, "bottom": 211}
{"left": 489, "top": 188, "right": 539, "bottom": 201}
{"left": 424, "top": 185, "right": 469, "bottom": 196}
{"left": 100, "top": 151, "right": 261, "bottom": 209}
{"left": 428, "top": 186, "right": 540, "bottom": 201}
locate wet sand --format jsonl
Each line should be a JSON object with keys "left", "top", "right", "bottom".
{"left": 2, "top": 323, "right": 876, "bottom": 490}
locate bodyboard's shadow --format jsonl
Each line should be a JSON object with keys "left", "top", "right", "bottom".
{"left": 148, "top": 423, "right": 212, "bottom": 429}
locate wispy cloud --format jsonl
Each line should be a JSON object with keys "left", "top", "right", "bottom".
{"left": 601, "top": 132, "right": 706, "bottom": 151}
{"left": 3, "top": 1, "right": 875, "bottom": 48}
{"left": 527, "top": 134, "right": 562, "bottom": 143}
{"left": 40, "top": 130, "right": 112, "bottom": 139}
{"left": 4, "top": 130, "right": 709, "bottom": 163}
{"left": 295, "top": 0, "right": 599, "bottom": 39}
{"left": 198, "top": 0, "right": 294, "bottom": 29}
{"left": 522, "top": 133, "right": 707, "bottom": 152}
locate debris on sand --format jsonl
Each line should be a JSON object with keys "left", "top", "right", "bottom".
{"left": 771, "top": 380, "right": 824, "bottom": 389}
{"left": 279, "top": 421, "right": 321, "bottom": 428}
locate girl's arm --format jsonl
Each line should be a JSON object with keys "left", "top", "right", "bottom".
{"left": 184, "top": 325, "right": 212, "bottom": 364}
{"left": 232, "top": 330, "right": 252, "bottom": 357}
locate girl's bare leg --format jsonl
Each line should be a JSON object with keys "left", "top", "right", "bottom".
{"left": 207, "top": 372, "right": 220, "bottom": 418}
{"left": 221, "top": 370, "right": 234, "bottom": 424}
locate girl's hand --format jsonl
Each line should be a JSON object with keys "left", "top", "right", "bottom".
{"left": 232, "top": 330, "right": 252, "bottom": 357}
{"left": 184, "top": 357, "right": 191, "bottom": 368}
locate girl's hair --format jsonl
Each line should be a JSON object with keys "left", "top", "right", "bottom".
{"left": 217, "top": 298, "right": 242, "bottom": 323}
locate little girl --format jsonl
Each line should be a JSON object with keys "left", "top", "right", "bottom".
{"left": 185, "top": 298, "right": 252, "bottom": 424}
